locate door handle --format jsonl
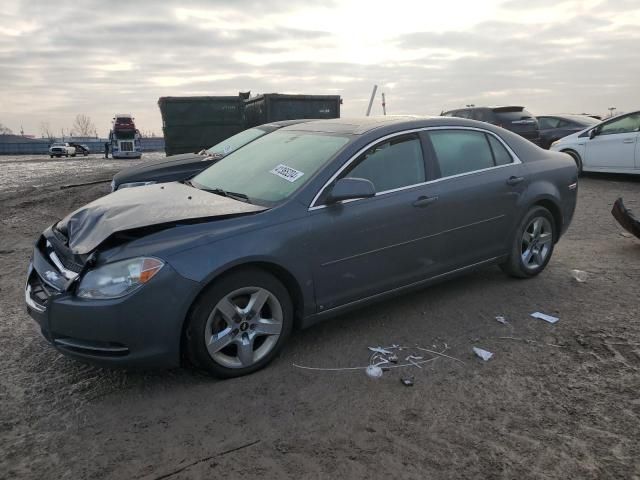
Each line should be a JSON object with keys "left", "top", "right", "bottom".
{"left": 623, "top": 139, "right": 635, "bottom": 144}
{"left": 506, "top": 176, "right": 525, "bottom": 186}
{"left": 413, "top": 195, "right": 438, "bottom": 207}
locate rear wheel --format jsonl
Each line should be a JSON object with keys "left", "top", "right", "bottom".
{"left": 501, "top": 206, "right": 556, "bottom": 278}
{"left": 185, "top": 268, "right": 293, "bottom": 378}
{"left": 563, "top": 149, "right": 582, "bottom": 175}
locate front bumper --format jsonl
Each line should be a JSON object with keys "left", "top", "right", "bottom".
{"left": 25, "top": 241, "right": 200, "bottom": 368}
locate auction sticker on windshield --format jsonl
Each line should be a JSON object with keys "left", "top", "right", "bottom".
{"left": 270, "top": 164, "right": 305, "bottom": 182}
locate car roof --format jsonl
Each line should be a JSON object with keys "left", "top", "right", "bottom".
{"left": 280, "top": 116, "right": 439, "bottom": 135}
{"left": 259, "top": 119, "right": 314, "bottom": 129}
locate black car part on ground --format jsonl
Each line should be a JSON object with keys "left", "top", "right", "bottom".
{"left": 612, "top": 197, "right": 640, "bottom": 239}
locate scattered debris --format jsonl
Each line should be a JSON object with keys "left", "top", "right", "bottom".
{"left": 495, "top": 315, "right": 508, "bottom": 325}
{"left": 368, "top": 347, "right": 394, "bottom": 355}
{"left": 611, "top": 197, "right": 640, "bottom": 239}
{"left": 293, "top": 343, "right": 464, "bottom": 376}
{"left": 531, "top": 312, "right": 559, "bottom": 324}
{"left": 570, "top": 269, "right": 588, "bottom": 283}
{"left": 472, "top": 347, "right": 494, "bottom": 361}
{"left": 365, "top": 365, "right": 384, "bottom": 379}
{"left": 400, "top": 377, "right": 414, "bottom": 387}
{"left": 497, "top": 337, "right": 565, "bottom": 348}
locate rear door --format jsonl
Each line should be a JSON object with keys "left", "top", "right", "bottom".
{"left": 584, "top": 113, "right": 640, "bottom": 170}
{"left": 420, "top": 128, "right": 525, "bottom": 270}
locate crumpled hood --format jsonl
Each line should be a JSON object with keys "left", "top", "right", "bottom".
{"left": 57, "top": 182, "right": 266, "bottom": 254}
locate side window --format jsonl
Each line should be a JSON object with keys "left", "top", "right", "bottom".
{"left": 487, "top": 135, "right": 513, "bottom": 166}
{"left": 345, "top": 135, "right": 425, "bottom": 192}
{"left": 599, "top": 114, "right": 640, "bottom": 136}
{"left": 429, "top": 130, "right": 495, "bottom": 178}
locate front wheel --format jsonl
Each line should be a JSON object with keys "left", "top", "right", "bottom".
{"left": 185, "top": 268, "right": 293, "bottom": 378}
{"left": 501, "top": 206, "right": 556, "bottom": 278}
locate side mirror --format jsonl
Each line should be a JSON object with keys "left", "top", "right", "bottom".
{"left": 326, "top": 177, "right": 376, "bottom": 203}
{"left": 589, "top": 128, "right": 598, "bottom": 139}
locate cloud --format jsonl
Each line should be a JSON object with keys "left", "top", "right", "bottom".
{"left": 1, "top": 0, "right": 639, "bottom": 136}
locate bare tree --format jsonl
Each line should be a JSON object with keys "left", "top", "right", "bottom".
{"left": 40, "top": 121, "right": 56, "bottom": 139}
{"left": 0, "top": 122, "right": 13, "bottom": 135}
{"left": 72, "top": 114, "right": 96, "bottom": 137}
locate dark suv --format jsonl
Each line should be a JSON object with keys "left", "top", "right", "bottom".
{"left": 442, "top": 106, "right": 540, "bottom": 144}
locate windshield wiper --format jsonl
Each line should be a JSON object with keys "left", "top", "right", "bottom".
{"left": 183, "top": 179, "right": 250, "bottom": 203}
{"left": 209, "top": 188, "right": 251, "bottom": 203}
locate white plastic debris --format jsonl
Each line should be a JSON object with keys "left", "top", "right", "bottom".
{"left": 495, "top": 316, "right": 508, "bottom": 325}
{"left": 365, "top": 365, "right": 383, "bottom": 379}
{"left": 530, "top": 312, "right": 559, "bottom": 324}
{"left": 473, "top": 347, "right": 494, "bottom": 361}
{"left": 570, "top": 269, "right": 588, "bottom": 283}
{"left": 368, "top": 347, "right": 394, "bottom": 355}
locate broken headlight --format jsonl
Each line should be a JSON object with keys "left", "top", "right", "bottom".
{"left": 77, "top": 257, "right": 164, "bottom": 299}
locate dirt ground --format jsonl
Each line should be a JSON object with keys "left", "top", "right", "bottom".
{"left": 1, "top": 155, "right": 639, "bottom": 479}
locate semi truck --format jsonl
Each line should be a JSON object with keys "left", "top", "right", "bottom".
{"left": 110, "top": 113, "right": 142, "bottom": 159}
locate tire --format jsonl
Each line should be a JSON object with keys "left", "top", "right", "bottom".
{"left": 500, "top": 206, "right": 556, "bottom": 278}
{"left": 563, "top": 150, "right": 582, "bottom": 175}
{"left": 71, "top": 153, "right": 76, "bottom": 157}
{"left": 49, "top": 155, "right": 53, "bottom": 158}
{"left": 185, "top": 268, "right": 293, "bottom": 378}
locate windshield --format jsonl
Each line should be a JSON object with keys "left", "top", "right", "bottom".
{"left": 193, "top": 130, "right": 350, "bottom": 205}
{"left": 205, "top": 128, "right": 267, "bottom": 156}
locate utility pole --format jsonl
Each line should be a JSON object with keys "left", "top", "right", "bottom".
{"left": 381, "top": 92, "right": 386, "bottom": 116}
{"left": 366, "top": 85, "right": 378, "bottom": 116}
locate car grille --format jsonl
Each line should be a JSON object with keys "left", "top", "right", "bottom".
{"left": 29, "top": 272, "right": 54, "bottom": 303}
{"left": 120, "top": 141, "right": 134, "bottom": 152}
{"left": 43, "top": 232, "right": 84, "bottom": 274}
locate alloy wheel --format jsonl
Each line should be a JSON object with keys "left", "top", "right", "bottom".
{"left": 521, "top": 216, "right": 553, "bottom": 269}
{"left": 204, "top": 286, "right": 283, "bottom": 369}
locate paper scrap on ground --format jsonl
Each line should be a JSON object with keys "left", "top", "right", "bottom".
{"left": 368, "top": 347, "right": 393, "bottom": 355}
{"left": 495, "top": 316, "right": 508, "bottom": 325}
{"left": 473, "top": 347, "right": 494, "bottom": 361}
{"left": 531, "top": 312, "right": 559, "bottom": 324}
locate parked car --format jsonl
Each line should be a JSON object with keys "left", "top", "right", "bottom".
{"left": 111, "top": 120, "right": 311, "bottom": 191}
{"left": 442, "top": 106, "right": 540, "bottom": 144}
{"left": 537, "top": 115, "right": 600, "bottom": 149}
{"left": 69, "top": 143, "right": 90, "bottom": 156}
{"left": 25, "top": 117, "right": 577, "bottom": 377}
{"left": 550, "top": 110, "right": 640, "bottom": 174}
{"left": 49, "top": 142, "right": 76, "bottom": 158}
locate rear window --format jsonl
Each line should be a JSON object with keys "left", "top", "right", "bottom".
{"left": 493, "top": 109, "right": 535, "bottom": 122}
{"left": 429, "top": 130, "right": 513, "bottom": 178}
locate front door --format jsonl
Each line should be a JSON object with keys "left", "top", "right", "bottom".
{"left": 308, "top": 133, "right": 441, "bottom": 311}
{"left": 584, "top": 113, "right": 640, "bottom": 170}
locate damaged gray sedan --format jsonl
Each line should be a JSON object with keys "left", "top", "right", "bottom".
{"left": 26, "top": 117, "right": 578, "bottom": 377}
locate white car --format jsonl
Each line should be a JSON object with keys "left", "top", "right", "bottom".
{"left": 550, "top": 110, "right": 640, "bottom": 175}
{"left": 49, "top": 142, "right": 76, "bottom": 158}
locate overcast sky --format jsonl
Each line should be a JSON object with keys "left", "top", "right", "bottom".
{"left": 1, "top": 0, "right": 639, "bottom": 136}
